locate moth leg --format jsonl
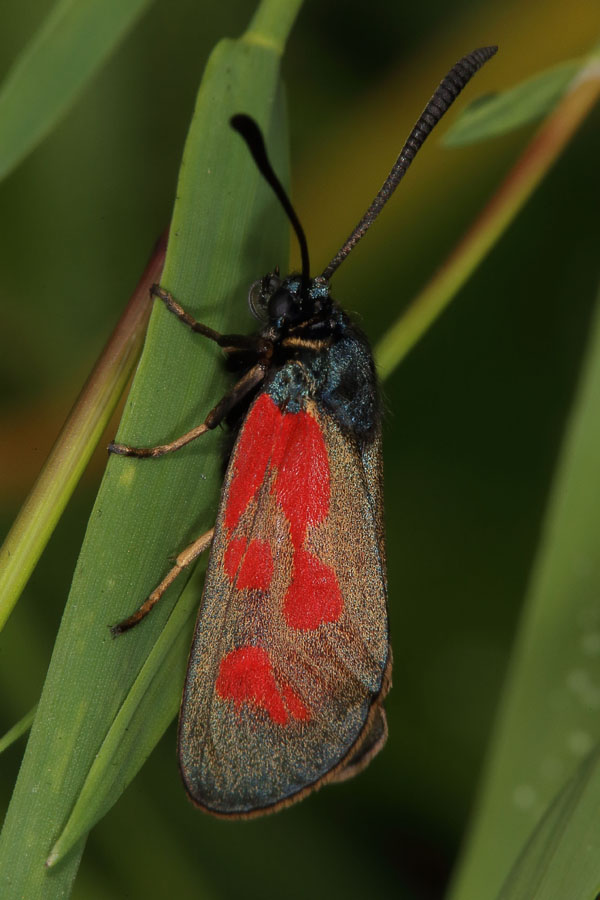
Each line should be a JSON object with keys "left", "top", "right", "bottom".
{"left": 109, "top": 362, "right": 267, "bottom": 458}
{"left": 111, "top": 527, "right": 214, "bottom": 636}
{"left": 151, "top": 284, "right": 269, "bottom": 354}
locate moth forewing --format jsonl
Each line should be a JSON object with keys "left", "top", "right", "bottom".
{"left": 178, "top": 385, "right": 389, "bottom": 817}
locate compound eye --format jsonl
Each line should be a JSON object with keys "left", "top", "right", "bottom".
{"left": 247, "top": 279, "right": 267, "bottom": 320}
{"left": 247, "top": 273, "right": 281, "bottom": 321}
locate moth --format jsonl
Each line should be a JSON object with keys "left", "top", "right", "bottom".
{"left": 110, "top": 46, "right": 497, "bottom": 817}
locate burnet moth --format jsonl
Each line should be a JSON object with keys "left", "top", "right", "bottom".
{"left": 109, "top": 46, "right": 497, "bottom": 817}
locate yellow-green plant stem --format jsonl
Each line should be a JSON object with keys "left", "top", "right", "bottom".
{"left": 375, "top": 58, "right": 600, "bottom": 381}
{"left": 0, "top": 234, "right": 165, "bottom": 632}
{"left": 245, "top": 0, "right": 301, "bottom": 52}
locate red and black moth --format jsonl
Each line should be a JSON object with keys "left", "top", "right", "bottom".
{"left": 110, "top": 47, "right": 497, "bottom": 817}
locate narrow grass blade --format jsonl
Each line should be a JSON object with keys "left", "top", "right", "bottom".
{"left": 0, "top": 0, "right": 154, "bottom": 181}
{"left": 376, "top": 56, "right": 600, "bottom": 379}
{"left": 0, "top": 234, "right": 164, "bottom": 633}
{"left": 0, "top": 1, "right": 302, "bottom": 896}
{"left": 444, "top": 59, "right": 583, "bottom": 146}
{"left": 0, "top": 704, "right": 37, "bottom": 754}
{"left": 448, "top": 284, "right": 600, "bottom": 900}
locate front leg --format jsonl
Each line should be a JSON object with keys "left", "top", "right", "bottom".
{"left": 151, "top": 285, "right": 270, "bottom": 354}
{"left": 109, "top": 362, "right": 268, "bottom": 459}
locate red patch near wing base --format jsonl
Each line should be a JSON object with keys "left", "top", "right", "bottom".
{"left": 272, "top": 408, "right": 330, "bottom": 548}
{"left": 224, "top": 395, "right": 281, "bottom": 532}
{"left": 223, "top": 394, "right": 331, "bottom": 549}
{"left": 216, "top": 646, "right": 310, "bottom": 725}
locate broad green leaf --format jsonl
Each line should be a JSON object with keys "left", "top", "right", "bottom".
{"left": 498, "top": 746, "right": 600, "bottom": 899}
{"left": 0, "top": 1, "right": 302, "bottom": 896}
{"left": 448, "top": 285, "right": 600, "bottom": 900}
{"left": 444, "top": 59, "right": 582, "bottom": 146}
{"left": 47, "top": 577, "right": 200, "bottom": 866}
{"left": 0, "top": 0, "right": 154, "bottom": 181}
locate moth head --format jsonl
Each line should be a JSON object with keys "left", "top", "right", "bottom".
{"left": 249, "top": 272, "right": 330, "bottom": 329}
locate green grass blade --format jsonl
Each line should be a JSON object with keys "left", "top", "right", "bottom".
{"left": 448, "top": 283, "right": 600, "bottom": 900}
{"left": 0, "top": 1, "right": 302, "bottom": 895}
{"left": 47, "top": 578, "right": 200, "bottom": 866}
{"left": 0, "top": 236, "right": 163, "bottom": 633}
{"left": 0, "top": 704, "right": 37, "bottom": 754}
{"left": 444, "top": 59, "right": 583, "bottom": 146}
{"left": 498, "top": 746, "right": 600, "bottom": 899}
{"left": 0, "top": 0, "right": 154, "bottom": 181}
{"left": 376, "top": 58, "right": 600, "bottom": 380}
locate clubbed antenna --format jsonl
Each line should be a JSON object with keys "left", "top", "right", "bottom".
{"left": 321, "top": 46, "right": 498, "bottom": 281}
{"left": 231, "top": 114, "right": 311, "bottom": 290}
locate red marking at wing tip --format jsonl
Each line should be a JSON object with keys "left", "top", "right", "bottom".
{"left": 224, "top": 537, "right": 274, "bottom": 592}
{"left": 284, "top": 549, "right": 343, "bottom": 630}
{"left": 216, "top": 646, "right": 310, "bottom": 725}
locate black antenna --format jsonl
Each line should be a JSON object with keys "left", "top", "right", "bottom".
{"left": 231, "top": 114, "right": 311, "bottom": 290}
{"left": 321, "top": 46, "right": 498, "bottom": 281}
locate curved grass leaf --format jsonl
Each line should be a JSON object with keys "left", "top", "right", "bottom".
{"left": 0, "top": 235, "right": 164, "bottom": 634}
{"left": 0, "top": 0, "right": 154, "bottom": 182}
{"left": 448, "top": 284, "right": 600, "bottom": 900}
{"left": 498, "top": 746, "right": 600, "bottom": 899}
{"left": 444, "top": 59, "right": 582, "bottom": 146}
{"left": 376, "top": 62, "right": 600, "bottom": 379}
{"left": 0, "top": 1, "right": 302, "bottom": 896}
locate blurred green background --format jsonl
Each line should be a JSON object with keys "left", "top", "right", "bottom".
{"left": 1, "top": 0, "right": 599, "bottom": 897}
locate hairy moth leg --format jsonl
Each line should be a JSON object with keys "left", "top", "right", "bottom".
{"left": 109, "top": 363, "right": 268, "bottom": 458}
{"left": 150, "top": 285, "right": 271, "bottom": 354}
{"left": 109, "top": 283, "right": 273, "bottom": 457}
{"left": 111, "top": 527, "right": 215, "bottom": 635}
{"left": 108, "top": 285, "right": 271, "bottom": 631}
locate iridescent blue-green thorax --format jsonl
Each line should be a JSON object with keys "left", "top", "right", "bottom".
{"left": 250, "top": 271, "right": 380, "bottom": 439}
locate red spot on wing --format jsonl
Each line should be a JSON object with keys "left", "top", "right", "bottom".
{"left": 273, "top": 410, "right": 330, "bottom": 548}
{"left": 216, "top": 646, "right": 310, "bottom": 725}
{"left": 225, "top": 394, "right": 281, "bottom": 531}
{"left": 222, "top": 392, "right": 339, "bottom": 636}
{"left": 284, "top": 549, "right": 343, "bottom": 630}
{"left": 224, "top": 536, "right": 246, "bottom": 582}
{"left": 224, "top": 537, "right": 274, "bottom": 591}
